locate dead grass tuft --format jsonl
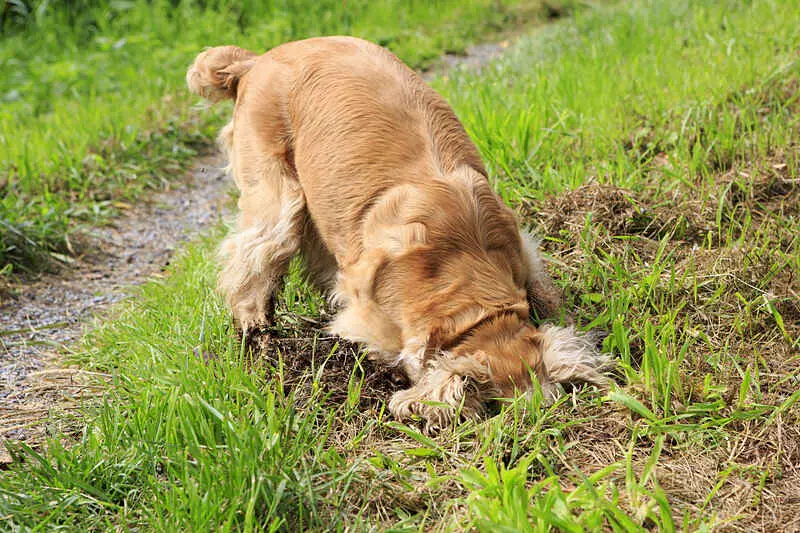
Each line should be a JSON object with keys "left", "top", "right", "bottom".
{"left": 527, "top": 183, "right": 710, "bottom": 245}
{"left": 1, "top": 363, "right": 109, "bottom": 465}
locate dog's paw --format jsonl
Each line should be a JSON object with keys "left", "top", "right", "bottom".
{"left": 388, "top": 391, "right": 456, "bottom": 434}
{"left": 388, "top": 381, "right": 483, "bottom": 434}
{"left": 230, "top": 293, "right": 277, "bottom": 334}
{"left": 234, "top": 312, "right": 272, "bottom": 334}
{"left": 234, "top": 321, "right": 277, "bottom": 355}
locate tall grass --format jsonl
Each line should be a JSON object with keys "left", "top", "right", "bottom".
{"left": 439, "top": 0, "right": 800, "bottom": 202}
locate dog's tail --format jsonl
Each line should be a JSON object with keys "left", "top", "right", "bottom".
{"left": 187, "top": 45, "right": 257, "bottom": 102}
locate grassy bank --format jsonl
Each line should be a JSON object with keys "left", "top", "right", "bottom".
{"left": 2, "top": 0, "right": 799, "bottom": 530}
{"left": 0, "top": 0, "right": 563, "bottom": 273}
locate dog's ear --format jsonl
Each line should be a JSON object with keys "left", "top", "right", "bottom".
{"left": 519, "top": 231, "right": 562, "bottom": 321}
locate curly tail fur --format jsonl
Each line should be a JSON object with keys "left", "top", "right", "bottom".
{"left": 186, "top": 45, "right": 257, "bottom": 102}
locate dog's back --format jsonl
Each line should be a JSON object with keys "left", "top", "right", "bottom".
{"left": 259, "top": 39, "right": 531, "bottom": 340}
{"left": 248, "top": 37, "right": 489, "bottom": 259}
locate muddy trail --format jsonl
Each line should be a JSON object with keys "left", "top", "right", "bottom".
{"left": 0, "top": 42, "right": 511, "bottom": 461}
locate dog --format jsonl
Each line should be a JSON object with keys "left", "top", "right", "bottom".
{"left": 187, "top": 37, "right": 610, "bottom": 429}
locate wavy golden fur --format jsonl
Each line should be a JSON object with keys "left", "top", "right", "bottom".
{"left": 187, "top": 37, "right": 610, "bottom": 430}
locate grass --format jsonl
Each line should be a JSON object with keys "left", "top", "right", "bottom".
{"left": 2, "top": 0, "right": 800, "bottom": 529}
{"left": 0, "top": 0, "right": 565, "bottom": 273}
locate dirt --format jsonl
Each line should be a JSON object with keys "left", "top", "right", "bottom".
{"left": 247, "top": 324, "right": 410, "bottom": 409}
{"left": 0, "top": 154, "right": 229, "bottom": 461}
{"left": 423, "top": 40, "right": 512, "bottom": 81}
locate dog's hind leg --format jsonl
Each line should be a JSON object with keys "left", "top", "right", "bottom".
{"left": 218, "top": 149, "right": 306, "bottom": 332}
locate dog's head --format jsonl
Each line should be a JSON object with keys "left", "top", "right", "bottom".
{"left": 448, "top": 311, "right": 555, "bottom": 398}
{"left": 388, "top": 312, "right": 553, "bottom": 432}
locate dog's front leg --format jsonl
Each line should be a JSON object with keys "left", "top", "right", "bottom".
{"left": 388, "top": 363, "right": 488, "bottom": 433}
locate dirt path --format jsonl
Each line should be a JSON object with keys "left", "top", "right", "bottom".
{"left": 426, "top": 40, "right": 511, "bottom": 80}
{"left": 0, "top": 41, "right": 511, "bottom": 462}
{"left": 0, "top": 155, "right": 229, "bottom": 461}
{"left": 0, "top": 155, "right": 227, "bottom": 367}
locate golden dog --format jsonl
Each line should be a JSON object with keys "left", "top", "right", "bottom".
{"left": 187, "top": 37, "right": 609, "bottom": 429}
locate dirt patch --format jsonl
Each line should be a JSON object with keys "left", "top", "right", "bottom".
{"left": 0, "top": 154, "right": 230, "bottom": 463}
{"left": 244, "top": 321, "right": 409, "bottom": 411}
{"left": 424, "top": 40, "right": 513, "bottom": 81}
